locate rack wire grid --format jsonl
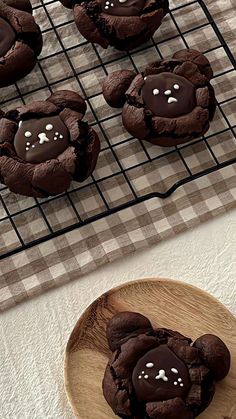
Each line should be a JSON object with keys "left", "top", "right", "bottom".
{"left": 0, "top": 0, "right": 235, "bottom": 260}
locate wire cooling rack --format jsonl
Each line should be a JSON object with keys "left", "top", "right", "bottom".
{"left": 0, "top": 0, "right": 235, "bottom": 260}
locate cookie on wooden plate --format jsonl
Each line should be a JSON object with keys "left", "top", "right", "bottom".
{"left": 103, "top": 311, "right": 230, "bottom": 418}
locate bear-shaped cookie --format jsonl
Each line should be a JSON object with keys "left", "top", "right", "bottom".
{"left": 0, "top": 0, "right": 42, "bottom": 87}
{"left": 102, "top": 49, "right": 216, "bottom": 146}
{"left": 0, "top": 90, "right": 100, "bottom": 197}
{"left": 103, "top": 311, "right": 230, "bottom": 418}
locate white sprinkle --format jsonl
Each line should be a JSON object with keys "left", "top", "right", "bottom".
{"left": 26, "top": 142, "right": 31, "bottom": 146}
{"left": 180, "top": 383, "right": 184, "bottom": 387}
{"left": 59, "top": 134, "right": 63, "bottom": 139}
{"left": 144, "top": 76, "right": 147, "bottom": 80}
{"left": 178, "top": 378, "right": 182, "bottom": 382}
{"left": 171, "top": 368, "right": 178, "bottom": 374}
{"left": 174, "top": 84, "right": 180, "bottom": 90}
{"left": 174, "top": 381, "right": 178, "bottom": 386}
{"left": 119, "top": 0, "right": 128, "bottom": 3}
{"left": 105, "top": 5, "right": 109, "bottom": 8}
{"left": 25, "top": 147, "right": 29, "bottom": 151}
{"left": 168, "top": 97, "right": 178, "bottom": 104}
{"left": 55, "top": 132, "right": 59, "bottom": 135}
{"left": 32, "top": 145, "right": 35, "bottom": 148}
{"left": 164, "top": 89, "right": 171, "bottom": 95}
{"left": 153, "top": 88, "right": 159, "bottom": 95}
{"left": 111, "top": 2, "right": 114, "bottom": 5}
{"left": 146, "top": 363, "right": 154, "bottom": 368}
{"left": 106, "top": 1, "right": 109, "bottom": 4}
{"left": 46, "top": 124, "right": 53, "bottom": 131}
{"left": 138, "top": 375, "right": 142, "bottom": 379}
{"left": 25, "top": 131, "right": 32, "bottom": 138}
{"left": 54, "top": 137, "right": 58, "bottom": 141}
{"left": 144, "top": 375, "right": 148, "bottom": 379}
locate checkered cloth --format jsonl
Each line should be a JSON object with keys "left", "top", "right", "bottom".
{"left": 0, "top": 0, "right": 235, "bottom": 310}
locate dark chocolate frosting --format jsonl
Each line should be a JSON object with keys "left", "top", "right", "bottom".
{"left": 142, "top": 73, "right": 196, "bottom": 118}
{"left": 0, "top": 17, "right": 16, "bottom": 57}
{"left": 14, "top": 115, "right": 70, "bottom": 163}
{"left": 132, "top": 345, "right": 191, "bottom": 402}
{"left": 101, "top": 0, "right": 145, "bottom": 16}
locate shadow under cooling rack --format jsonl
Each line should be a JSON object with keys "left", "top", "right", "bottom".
{"left": 0, "top": 0, "right": 236, "bottom": 260}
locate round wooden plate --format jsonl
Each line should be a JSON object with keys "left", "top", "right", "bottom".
{"left": 64, "top": 278, "right": 236, "bottom": 419}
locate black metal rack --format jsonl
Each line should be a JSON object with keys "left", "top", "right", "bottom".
{"left": 0, "top": 0, "right": 235, "bottom": 260}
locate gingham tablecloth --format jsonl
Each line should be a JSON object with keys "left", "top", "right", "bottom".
{"left": 0, "top": 0, "right": 236, "bottom": 311}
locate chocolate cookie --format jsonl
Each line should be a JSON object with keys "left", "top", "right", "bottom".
{"left": 103, "top": 311, "right": 230, "bottom": 419}
{"left": 0, "top": 90, "right": 100, "bottom": 197}
{"left": 0, "top": 0, "right": 42, "bottom": 87}
{"left": 59, "top": 0, "right": 169, "bottom": 51}
{"left": 102, "top": 49, "right": 216, "bottom": 146}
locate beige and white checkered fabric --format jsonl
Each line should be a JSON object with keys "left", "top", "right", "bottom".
{"left": 0, "top": 0, "right": 236, "bottom": 310}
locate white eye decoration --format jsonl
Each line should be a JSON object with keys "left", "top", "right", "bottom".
{"left": 24, "top": 131, "right": 32, "bottom": 138}
{"left": 173, "top": 84, "right": 180, "bottom": 90}
{"left": 119, "top": 0, "right": 128, "bottom": 3}
{"left": 46, "top": 124, "right": 53, "bottom": 131}
{"left": 146, "top": 363, "right": 154, "bottom": 368}
{"left": 153, "top": 89, "right": 159, "bottom": 95}
{"left": 164, "top": 90, "right": 171, "bottom": 95}
{"left": 19, "top": 120, "right": 22, "bottom": 128}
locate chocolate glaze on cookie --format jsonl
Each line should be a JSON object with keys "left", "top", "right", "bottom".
{"left": 0, "top": 16, "right": 15, "bottom": 56}
{"left": 132, "top": 345, "right": 191, "bottom": 402}
{"left": 14, "top": 116, "right": 69, "bottom": 163}
{"left": 142, "top": 73, "right": 196, "bottom": 118}
{"left": 101, "top": 0, "right": 145, "bottom": 17}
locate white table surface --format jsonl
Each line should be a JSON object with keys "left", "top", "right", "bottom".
{"left": 1, "top": 209, "right": 236, "bottom": 419}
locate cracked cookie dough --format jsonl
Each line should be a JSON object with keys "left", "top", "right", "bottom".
{"left": 103, "top": 312, "right": 230, "bottom": 419}
{"left": 59, "top": 0, "right": 169, "bottom": 51}
{"left": 0, "top": 90, "right": 100, "bottom": 197}
{"left": 0, "top": 0, "right": 42, "bottom": 87}
{"left": 102, "top": 49, "right": 216, "bottom": 146}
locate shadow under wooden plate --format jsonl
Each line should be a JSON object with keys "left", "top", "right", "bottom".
{"left": 64, "top": 278, "right": 236, "bottom": 419}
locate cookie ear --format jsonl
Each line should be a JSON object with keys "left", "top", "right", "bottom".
{"left": 106, "top": 311, "right": 153, "bottom": 351}
{"left": 102, "top": 70, "right": 136, "bottom": 108}
{"left": 47, "top": 90, "right": 87, "bottom": 116}
{"left": 193, "top": 334, "right": 230, "bottom": 381}
{"left": 3, "top": 0, "right": 32, "bottom": 13}
{"left": 172, "top": 49, "right": 213, "bottom": 81}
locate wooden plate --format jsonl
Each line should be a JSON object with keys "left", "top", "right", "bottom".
{"left": 64, "top": 278, "right": 236, "bottom": 418}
